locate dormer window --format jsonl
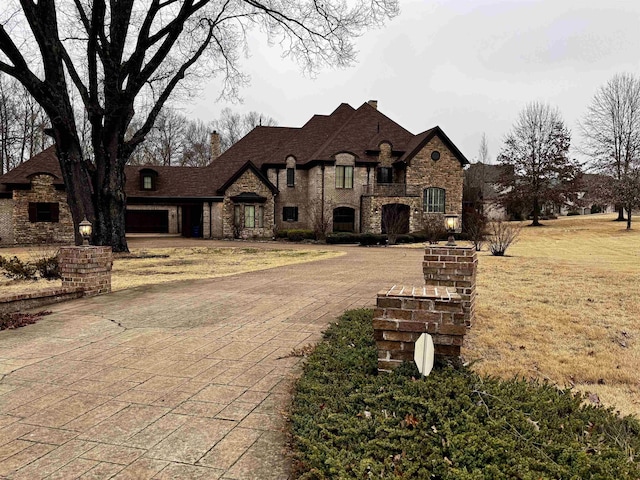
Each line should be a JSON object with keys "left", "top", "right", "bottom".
{"left": 140, "top": 169, "right": 158, "bottom": 191}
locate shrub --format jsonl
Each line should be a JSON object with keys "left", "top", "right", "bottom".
{"left": 488, "top": 219, "right": 521, "bottom": 256}
{"left": 591, "top": 204, "right": 603, "bottom": 214}
{"left": 326, "top": 233, "right": 361, "bottom": 244}
{"left": 567, "top": 210, "right": 581, "bottom": 216}
{"left": 291, "top": 309, "right": 640, "bottom": 479}
{"left": 423, "top": 213, "right": 447, "bottom": 244}
{"left": 286, "top": 229, "right": 316, "bottom": 242}
{"left": 0, "top": 256, "right": 37, "bottom": 280}
{"left": 34, "top": 255, "right": 60, "bottom": 279}
{"left": 462, "top": 208, "right": 487, "bottom": 251}
{"left": 359, "top": 233, "right": 386, "bottom": 246}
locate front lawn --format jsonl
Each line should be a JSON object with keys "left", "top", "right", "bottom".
{"left": 291, "top": 309, "right": 640, "bottom": 479}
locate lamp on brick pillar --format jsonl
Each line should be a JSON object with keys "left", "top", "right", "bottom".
{"left": 79, "top": 218, "right": 92, "bottom": 246}
{"left": 445, "top": 214, "right": 458, "bottom": 246}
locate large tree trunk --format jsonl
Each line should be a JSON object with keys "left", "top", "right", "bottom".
{"left": 51, "top": 130, "right": 95, "bottom": 246}
{"left": 531, "top": 197, "right": 542, "bottom": 226}
{"left": 626, "top": 207, "right": 632, "bottom": 230}
{"left": 616, "top": 206, "right": 625, "bottom": 221}
{"left": 92, "top": 133, "right": 130, "bottom": 252}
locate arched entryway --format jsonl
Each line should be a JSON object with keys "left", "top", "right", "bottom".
{"left": 381, "top": 203, "right": 410, "bottom": 234}
{"left": 333, "top": 207, "right": 355, "bottom": 232}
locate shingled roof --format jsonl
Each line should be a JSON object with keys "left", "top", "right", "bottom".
{"left": 208, "top": 102, "right": 468, "bottom": 184}
{"left": 1, "top": 101, "right": 469, "bottom": 200}
{"left": 0, "top": 147, "right": 222, "bottom": 199}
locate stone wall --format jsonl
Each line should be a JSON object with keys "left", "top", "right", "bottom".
{"left": 13, "top": 174, "right": 75, "bottom": 244}
{"left": 222, "top": 170, "right": 275, "bottom": 238}
{"left": 405, "top": 136, "right": 464, "bottom": 218}
{"left": 0, "top": 198, "right": 14, "bottom": 245}
{"left": 374, "top": 285, "right": 466, "bottom": 372}
{"left": 423, "top": 245, "right": 477, "bottom": 327}
{"left": 59, "top": 246, "right": 113, "bottom": 297}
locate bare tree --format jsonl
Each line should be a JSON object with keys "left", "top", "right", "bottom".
{"left": 579, "top": 73, "right": 640, "bottom": 227}
{"left": 0, "top": 0, "right": 398, "bottom": 251}
{"left": 213, "top": 108, "right": 278, "bottom": 153}
{"left": 128, "top": 108, "right": 188, "bottom": 166}
{"left": 0, "top": 74, "right": 50, "bottom": 174}
{"left": 380, "top": 203, "right": 409, "bottom": 245}
{"left": 180, "top": 119, "right": 212, "bottom": 167}
{"left": 488, "top": 218, "right": 521, "bottom": 256}
{"left": 498, "top": 102, "right": 581, "bottom": 226}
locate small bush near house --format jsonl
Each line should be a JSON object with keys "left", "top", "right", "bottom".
{"left": 291, "top": 309, "right": 640, "bottom": 480}
{"left": 0, "top": 256, "right": 38, "bottom": 280}
{"left": 423, "top": 213, "right": 447, "bottom": 244}
{"left": 359, "top": 233, "right": 386, "bottom": 246}
{"left": 326, "top": 233, "right": 361, "bottom": 244}
{"left": 488, "top": 219, "right": 521, "bottom": 256}
{"left": 276, "top": 229, "right": 316, "bottom": 242}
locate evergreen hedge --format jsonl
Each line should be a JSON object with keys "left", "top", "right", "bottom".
{"left": 290, "top": 309, "right": 640, "bottom": 479}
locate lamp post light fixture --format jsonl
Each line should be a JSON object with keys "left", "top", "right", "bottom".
{"left": 79, "top": 217, "right": 92, "bottom": 246}
{"left": 445, "top": 214, "right": 458, "bottom": 246}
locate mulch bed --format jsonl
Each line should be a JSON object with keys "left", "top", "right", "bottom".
{"left": 0, "top": 311, "right": 51, "bottom": 330}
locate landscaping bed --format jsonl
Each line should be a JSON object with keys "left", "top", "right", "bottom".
{"left": 291, "top": 309, "right": 640, "bottom": 479}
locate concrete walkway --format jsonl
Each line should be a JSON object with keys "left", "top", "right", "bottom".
{"left": 0, "top": 244, "right": 425, "bottom": 479}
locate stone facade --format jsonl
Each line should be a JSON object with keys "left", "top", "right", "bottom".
{"left": 406, "top": 136, "right": 464, "bottom": 218}
{"left": 222, "top": 170, "right": 275, "bottom": 238}
{"left": 59, "top": 246, "right": 113, "bottom": 297}
{"left": 13, "top": 174, "right": 75, "bottom": 245}
{"left": 0, "top": 198, "right": 13, "bottom": 245}
{"left": 374, "top": 285, "right": 466, "bottom": 372}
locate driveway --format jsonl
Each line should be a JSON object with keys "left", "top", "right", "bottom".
{"left": 0, "top": 243, "right": 425, "bottom": 479}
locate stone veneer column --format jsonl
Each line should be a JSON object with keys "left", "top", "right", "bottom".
{"left": 59, "top": 246, "right": 113, "bottom": 297}
{"left": 373, "top": 285, "right": 465, "bottom": 372}
{"left": 423, "top": 245, "right": 477, "bottom": 327}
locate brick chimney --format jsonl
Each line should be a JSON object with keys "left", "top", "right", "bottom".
{"left": 210, "top": 131, "right": 221, "bottom": 160}
{"left": 368, "top": 100, "right": 378, "bottom": 110}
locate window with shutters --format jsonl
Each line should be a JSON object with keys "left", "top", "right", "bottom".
{"left": 28, "top": 202, "right": 60, "bottom": 223}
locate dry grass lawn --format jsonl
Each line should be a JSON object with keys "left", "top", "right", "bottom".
{"left": 465, "top": 213, "right": 640, "bottom": 417}
{"left": 0, "top": 245, "right": 341, "bottom": 295}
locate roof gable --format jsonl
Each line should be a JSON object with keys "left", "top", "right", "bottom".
{"left": 397, "top": 126, "right": 469, "bottom": 166}
{"left": 216, "top": 161, "right": 278, "bottom": 195}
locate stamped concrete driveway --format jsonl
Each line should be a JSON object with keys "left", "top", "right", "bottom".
{"left": 0, "top": 243, "right": 424, "bottom": 479}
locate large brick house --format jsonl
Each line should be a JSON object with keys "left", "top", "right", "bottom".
{"left": 0, "top": 101, "right": 468, "bottom": 245}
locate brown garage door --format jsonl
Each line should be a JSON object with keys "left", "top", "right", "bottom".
{"left": 126, "top": 210, "right": 169, "bottom": 233}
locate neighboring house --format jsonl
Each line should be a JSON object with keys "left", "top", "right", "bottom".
{"left": 0, "top": 101, "right": 469, "bottom": 245}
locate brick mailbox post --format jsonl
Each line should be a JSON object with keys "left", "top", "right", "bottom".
{"left": 58, "top": 246, "right": 113, "bottom": 297}
{"left": 373, "top": 244, "right": 477, "bottom": 372}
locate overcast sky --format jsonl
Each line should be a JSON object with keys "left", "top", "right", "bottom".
{"left": 186, "top": 0, "right": 640, "bottom": 163}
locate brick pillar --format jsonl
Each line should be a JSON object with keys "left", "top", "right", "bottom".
{"left": 423, "top": 245, "right": 477, "bottom": 327}
{"left": 373, "top": 285, "right": 466, "bottom": 372}
{"left": 59, "top": 246, "right": 113, "bottom": 297}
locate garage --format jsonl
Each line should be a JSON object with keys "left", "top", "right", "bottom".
{"left": 126, "top": 209, "right": 169, "bottom": 233}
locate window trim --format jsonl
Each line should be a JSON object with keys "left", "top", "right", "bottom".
{"left": 244, "top": 205, "right": 255, "bottom": 228}
{"left": 283, "top": 206, "right": 299, "bottom": 222}
{"left": 28, "top": 202, "right": 60, "bottom": 223}
{"left": 423, "top": 187, "right": 446, "bottom": 213}
{"left": 335, "top": 165, "right": 354, "bottom": 189}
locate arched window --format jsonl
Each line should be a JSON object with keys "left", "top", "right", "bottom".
{"left": 423, "top": 188, "right": 445, "bottom": 213}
